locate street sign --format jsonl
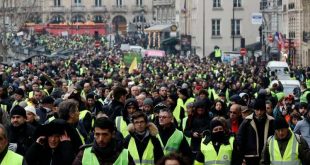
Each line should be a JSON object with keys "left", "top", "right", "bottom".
{"left": 240, "top": 48, "right": 247, "bottom": 56}
{"left": 251, "top": 13, "right": 263, "bottom": 25}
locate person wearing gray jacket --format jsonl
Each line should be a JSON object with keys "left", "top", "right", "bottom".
{"left": 294, "top": 106, "right": 310, "bottom": 146}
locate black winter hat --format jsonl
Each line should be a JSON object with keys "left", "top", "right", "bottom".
{"left": 42, "top": 96, "right": 55, "bottom": 104}
{"left": 274, "top": 118, "right": 289, "bottom": 130}
{"left": 10, "top": 105, "right": 26, "bottom": 118}
{"left": 125, "top": 98, "right": 139, "bottom": 110}
{"left": 253, "top": 99, "right": 266, "bottom": 111}
{"left": 210, "top": 119, "right": 224, "bottom": 131}
{"left": 14, "top": 88, "right": 24, "bottom": 96}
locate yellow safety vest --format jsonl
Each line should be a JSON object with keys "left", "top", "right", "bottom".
{"left": 28, "top": 91, "right": 34, "bottom": 98}
{"left": 0, "top": 104, "right": 7, "bottom": 112}
{"left": 276, "top": 92, "right": 285, "bottom": 101}
{"left": 197, "top": 138, "right": 234, "bottom": 165}
{"left": 157, "top": 129, "right": 183, "bottom": 155}
{"left": 80, "top": 90, "right": 86, "bottom": 100}
{"left": 43, "top": 89, "right": 50, "bottom": 96}
{"left": 300, "top": 91, "right": 310, "bottom": 104}
{"left": 306, "top": 79, "right": 310, "bottom": 89}
{"left": 128, "top": 137, "right": 154, "bottom": 165}
{"left": 181, "top": 117, "right": 191, "bottom": 145}
{"left": 268, "top": 133, "right": 301, "bottom": 165}
{"left": 1, "top": 150, "right": 23, "bottom": 165}
{"left": 115, "top": 116, "right": 129, "bottom": 138}
{"left": 82, "top": 147, "right": 129, "bottom": 165}
{"left": 215, "top": 49, "right": 222, "bottom": 58}
{"left": 174, "top": 97, "right": 195, "bottom": 125}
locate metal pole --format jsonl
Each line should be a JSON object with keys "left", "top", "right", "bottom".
{"left": 203, "top": 0, "right": 205, "bottom": 57}
{"left": 232, "top": 3, "right": 235, "bottom": 51}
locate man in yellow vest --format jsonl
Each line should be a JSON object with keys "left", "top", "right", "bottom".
{"left": 124, "top": 111, "right": 163, "bottom": 164}
{"left": 194, "top": 119, "right": 239, "bottom": 165}
{"left": 214, "top": 46, "right": 222, "bottom": 63}
{"left": 157, "top": 108, "right": 192, "bottom": 163}
{"left": 261, "top": 118, "right": 310, "bottom": 164}
{"left": 73, "top": 117, "right": 134, "bottom": 165}
{"left": 0, "top": 124, "right": 25, "bottom": 165}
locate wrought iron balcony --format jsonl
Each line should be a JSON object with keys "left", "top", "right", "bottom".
{"left": 111, "top": 5, "right": 128, "bottom": 13}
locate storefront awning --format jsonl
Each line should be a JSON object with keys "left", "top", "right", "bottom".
{"left": 144, "top": 24, "right": 172, "bottom": 33}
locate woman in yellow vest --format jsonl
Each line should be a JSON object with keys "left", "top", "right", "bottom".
{"left": 194, "top": 119, "right": 239, "bottom": 165}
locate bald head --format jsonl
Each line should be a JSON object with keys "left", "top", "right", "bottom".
{"left": 229, "top": 104, "right": 241, "bottom": 120}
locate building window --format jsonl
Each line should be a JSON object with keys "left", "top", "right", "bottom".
{"left": 94, "top": 15, "right": 103, "bottom": 23}
{"left": 233, "top": 0, "right": 242, "bottom": 7}
{"left": 74, "top": 0, "right": 81, "bottom": 5}
{"left": 231, "top": 19, "right": 241, "bottom": 36}
{"left": 213, "top": 0, "right": 221, "bottom": 8}
{"left": 54, "top": 0, "right": 61, "bottom": 6}
{"left": 212, "top": 19, "right": 221, "bottom": 36}
{"left": 136, "top": 0, "right": 142, "bottom": 6}
{"left": 116, "top": 0, "right": 123, "bottom": 6}
{"left": 288, "top": 3, "right": 295, "bottom": 9}
{"left": 95, "top": 0, "right": 102, "bottom": 6}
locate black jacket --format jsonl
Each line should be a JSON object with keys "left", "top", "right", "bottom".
{"left": 236, "top": 113, "right": 274, "bottom": 159}
{"left": 7, "top": 123, "right": 35, "bottom": 156}
{"left": 106, "top": 100, "right": 124, "bottom": 121}
{"left": 25, "top": 141, "right": 75, "bottom": 165}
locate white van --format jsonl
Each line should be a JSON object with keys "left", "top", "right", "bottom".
{"left": 266, "top": 61, "right": 290, "bottom": 75}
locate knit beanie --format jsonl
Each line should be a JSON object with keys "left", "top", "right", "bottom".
{"left": 143, "top": 98, "right": 153, "bottom": 106}
{"left": 274, "top": 118, "right": 289, "bottom": 130}
{"left": 10, "top": 105, "right": 26, "bottom": 118}
{"left": 253, "top": 99, "right": 266, "bottom": 111}
{"left": 210, "top": 120, "right": 224, "bottom": 131}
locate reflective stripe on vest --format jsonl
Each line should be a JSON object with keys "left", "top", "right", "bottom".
{"left": 128, "top": 137, "right": 154, "bottom": 165}
{"left": 115, "top": 116, "right": 129, "bottom": 138}
{"left": 0, "top": 104, "right": 7, "bottom": 112}
{"left": 1, "top": 150, "right": 23, "bottom": 165}
{"left": 79, "top": 110, "right": 91, "bottom": 120}
{"left": 76, "top": 128, "right": 85, "bottom": 145}
{"left": 81, "top": 90, "right": 86, "bottom": 100}
{"left": 269, "top": 133, "right": 301, "bottom": 165}
{"left": 201, "top": 137, "right": 234, "bottom": 165}
{"left": 82, "top": 147, "right": 129, "bottom": 165}
{"left": 158, "top": 129, "right": 183, "bottom": 155}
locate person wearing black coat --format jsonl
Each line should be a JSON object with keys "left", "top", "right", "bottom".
{"left": 25, "top": 120, "right": 75, "bottom": 165}
{"left": 105, "top": 87, "right": 127, "bottom": 121}
{"left": 7, "top": 105, "right": 35, "bottom": 156}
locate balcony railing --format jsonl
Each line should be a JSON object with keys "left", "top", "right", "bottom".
{"left": 153, "top": 0, "right": 174, "bottom": 6}
{"left": 71, "top": 5, "right": 86, "bottom": 12}
{"left": 132, "top": 5, "right": 148, "bottom": 13}
{"left": 111, "top": 5, "right": 128, "bottom": 13}
{"left": 50, "top": 6, "right": 65, "bottom": 12}
{"left": 91, "top": 5, "right": 107, "bottom": 12}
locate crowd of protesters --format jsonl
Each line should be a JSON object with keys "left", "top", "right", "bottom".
{"left": 1, "top": 33, "right": 310, "bottom": 165}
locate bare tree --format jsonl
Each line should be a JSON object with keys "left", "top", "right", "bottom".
{"left": 0, "top": 0, "right": 38, "bottom": 62}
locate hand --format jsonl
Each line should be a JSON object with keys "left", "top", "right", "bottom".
{"left": 36, "top": 136, "right": 46, "bottom": 145}
{"left": 60, "top": 131, "right": 71, "bottom": 142}
{"left": 242, "top": 159, "right": 246, "bottom": 165}
{"left": 193, "top": 132, "right": 199, "bottom": 138}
